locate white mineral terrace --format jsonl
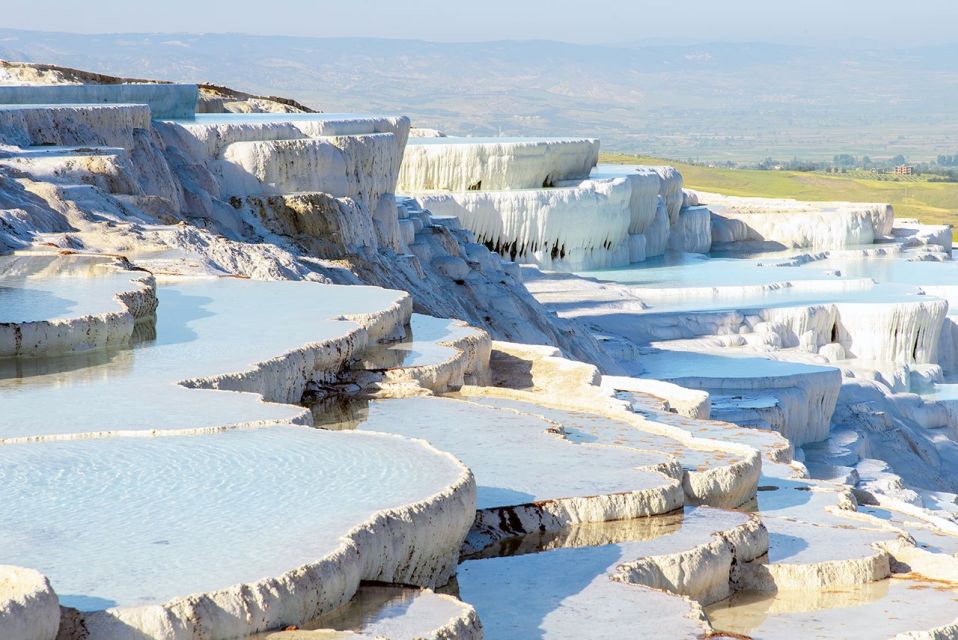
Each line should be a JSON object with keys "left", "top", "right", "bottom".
{"left": 706, "top": 578, "right": 958, "bottom": 639}
{"left": 412, "top": 178, "right": 634, "bottom": 270}
{"left": 398, "top": 139, "right": 701, "bottom": 270}
{"left": 6, "top": 78, "right": 958, "bottom": 640}
{"left": 0, "top": 277, "right": 409, "bottom": 440}
{"left": 161, "top": 113, "right": 411, "bottom": 147}
{"left": 0, "top": 84, "right": 199, "bottom": 119}
{"left": 252, "top": 585, "right": 481, "bottom": 640}
{"left": 0, "top": 427, "right": 464, "bottom": 611}
{"left": 360, "top": 313, "right": 483, "bottom": 370}
{"left": 0, "top": 263, "right": 481, "bottom": 639}
{"left": 460, "top": 394, "right": 749, "bottom": 477}
{"left": 398, "top": 137, "right": 599, "bottom": 192}
{"left": 401, "top": 150, "right": 695, "bottom": 271}
{"left": 0, "top": 254, "right": 145, "bottom": 323}
{"left": 0, "top": 253, "right": 155, "bottom": 357}
{"left": 701, "top": 190, "right": 897, "bottom": 251}
{"left": 456, "top": 507, "right": 760, "bottom": 639}
{"left": 341, "top": 395, "right": 681, "bottom": 512}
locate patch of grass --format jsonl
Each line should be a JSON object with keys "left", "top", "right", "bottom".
{"left": 602, "top": 153, "right": 958, "bottom": 236}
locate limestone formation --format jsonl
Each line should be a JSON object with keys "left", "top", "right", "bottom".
{"left": 4, "top": 64, "right": 958, "bottom": 640}
{"left": 0, "top": 566, "right": 60, "bottom": 640}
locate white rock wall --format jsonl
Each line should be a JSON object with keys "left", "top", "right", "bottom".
{"left": 643, "top": 198, "right": 671, "bottom": 258}
{"left": 219, "top": 137, "right": 349, "bottom": 196}
{"left": 701, "top": 191, "right": 895, "bottom": 250}
{"left": 217, "top": 133, "right": 400, "bottom": 207}
{"left": 674, "top": 205, "right": 712, "bottom": 254}
{"left": 0, "top": 83, "right": 198, "bottom": 119}
{"left": 155, "top": 116, "right": 411, "bottom": 161}
{"left": 245, "top": 192, "right": 382, "bottom": 256}
{"left": 0, "top": 566, "right": 60, "bottom": 640}
{"left": 398, "top": 138, "right": 599, "bottom": 192}
{"left": 589, "top": 165, "right": 662, "bottom": 234}
{"left": 835, "top": 299, "right": 948, "bottom": 365}
{"left": 415, "top": 178, "right": 633, "bottom": 270}
{"left": 0, "top": 104, "right": 152, "bottom": 149}
{"left": 936, "top": 315, "right": 958, "bottom": 374}
{"left": 652, "top": 166, "right": 685, "bottom": 228}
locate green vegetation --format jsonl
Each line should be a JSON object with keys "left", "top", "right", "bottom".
{"left": 603, "top": 153, "right": 958, "bottom": 235}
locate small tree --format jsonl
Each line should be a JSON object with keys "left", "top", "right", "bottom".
{"left": 833, "top": 153, "right": 857, "bottom": 169}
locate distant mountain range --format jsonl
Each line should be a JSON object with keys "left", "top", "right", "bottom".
{"left": 2, "top": 29, "right": 956, "bottom": 162}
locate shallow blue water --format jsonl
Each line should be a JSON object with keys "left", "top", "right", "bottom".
{"left": 579, "top": 251, "right": 956, "bottom": 314}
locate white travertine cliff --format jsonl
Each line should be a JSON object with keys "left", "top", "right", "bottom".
{"left": 398, "top": 137, "right": 599, "bottom": 192}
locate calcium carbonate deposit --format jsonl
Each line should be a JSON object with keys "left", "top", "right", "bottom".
{"left": 2, "top": 62, "right": 958, "bottom": 640}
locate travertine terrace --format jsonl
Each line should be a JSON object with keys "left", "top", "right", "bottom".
{"left": 2, "top": 63, "right": 958, "bottom": 640}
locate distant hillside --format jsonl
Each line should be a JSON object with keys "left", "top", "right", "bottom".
{"left": 2, "top": 29, "right": 957, "bottom": 163}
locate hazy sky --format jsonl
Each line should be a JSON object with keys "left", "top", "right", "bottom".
{"left": 3, "top": 0, "right": 956, "bottom": 46}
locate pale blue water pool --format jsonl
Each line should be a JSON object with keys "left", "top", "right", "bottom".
{"left": 349, "top": 395, "right": 672, "bottom": 509}
{"left": 579, "top": 251, "right": 954, "bottom": 314}
{"left": 0, "top": 254, "right": 136, "bottom": 323}
{"left": 361, "top": 314, "right": 476, "bottom": 369}
{"left": 0, "top": 425, "right": 462, "bottom": 610}
{"left": 638, "top": 349, "right": 836, "bottom": 381}
{"left": 0, "top": 278, "right": 404, "bottom": 439}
